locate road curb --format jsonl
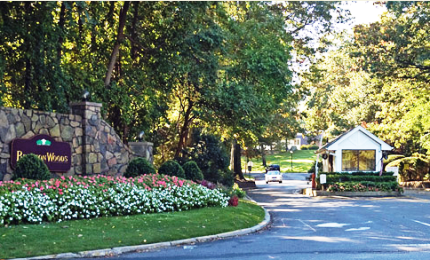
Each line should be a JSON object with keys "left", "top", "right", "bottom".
{"left": 10, "top": 202, "right": 270, "bottom": 260}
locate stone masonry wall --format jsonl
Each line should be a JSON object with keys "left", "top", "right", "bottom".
{"left": 0, "top": 102, "right": 151, "bottom": 181}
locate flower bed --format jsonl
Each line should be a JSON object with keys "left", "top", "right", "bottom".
{"left": 0, "top": 174, "right": 229, "bottom": 226}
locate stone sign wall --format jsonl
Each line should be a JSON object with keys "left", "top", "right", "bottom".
{"left": 0, "top": 102, "right": 153, "bottom": 181}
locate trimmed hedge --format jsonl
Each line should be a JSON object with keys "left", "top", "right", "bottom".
{"left": 158, "top": 160, "right": 185, "bottom": 178}
{"left": 317, "top": 171, "right": 400, "bottom": 192}
{"left": 183, "top": 161, "right": 204, "bottom": 181}
{"left": 327, "top": 181, "right": 401, "bottom": 192}
{"left": 124, "top": 157, "right": 156, "bottom": 178}
{"left": 324, "top": 174, "right": 396, "bottom": 184}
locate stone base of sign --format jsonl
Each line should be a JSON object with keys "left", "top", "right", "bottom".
{"left": 302, "top": 188, "right": 402, "bottom": 197}
{"left": 0, "top": 102, "right": 153, "bottom": 180}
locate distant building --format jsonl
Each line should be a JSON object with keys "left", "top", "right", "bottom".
{"left": 287, "top": 133, "right": 321, "bottom": 150}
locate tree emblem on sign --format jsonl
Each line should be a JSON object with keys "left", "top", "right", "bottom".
{"left": 36, "top": 139, "right": 52, "bottom": 146}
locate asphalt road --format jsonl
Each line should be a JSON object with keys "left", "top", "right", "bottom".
{"left": 81, "top": 173, "right": 430, "bottom": 260}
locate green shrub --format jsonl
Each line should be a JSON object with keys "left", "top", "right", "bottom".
{"left": 220, "top": 169, "right": 235, "bottom": 187}
{"left": 393, "top": 157, "right": 429, "bottom": 181}
{"left": 308, "top": 160, "right": 322, "bottom": 173}
{"left": 13, "top": 153, "right": 51, "bottom": 180}
{"left": 301, "top": 145, "right": 319, "bottom": 150}
{"left": 124, "top": 157, "right": 156, "bottom": 178}
{"left": 327, "top": 181, "right": 401, "bottom": 192}
{"left": 323, "top": 174, "right": 396, "bottom": 184}
{"left": 158, "top": 160, "right": 185, "bottom": 178}
{"left": 183, "top": 131, "right": 230, "bottom": 183}
{"left": 182, "top": 161, "right": 203, "bottom": 181}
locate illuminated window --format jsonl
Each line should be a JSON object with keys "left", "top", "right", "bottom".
{"left": 342, "top": 150, "right": 375, "bottom": 171}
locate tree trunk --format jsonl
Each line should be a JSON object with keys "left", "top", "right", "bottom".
{"left": 260, "top": 143, "right": 267, "bottom": 168}
{"left": 104, "top": 1, "right": 130, "bottom": 87}
{"left": 130, "top": 1, "right": 139, "bottom": 60}
{"left": 175, "top": 101, "right": 193, "bottom": 158}
{"left": 230, "top": 139, "right": 244, "bottom": 180}
{"left": 57, "top": 2, "right": 66, "bottom": 60}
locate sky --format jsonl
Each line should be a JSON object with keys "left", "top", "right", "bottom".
{"left": 343, "top": 1, "right": 387, "bottom": 27}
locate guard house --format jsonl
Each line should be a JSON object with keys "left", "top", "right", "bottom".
{"left": 317, "top": 126, "right": 393, "bottom": 173}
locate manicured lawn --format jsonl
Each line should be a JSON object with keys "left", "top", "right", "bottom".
{"left": 242, "top": 150, "right": 317, "bottom": 173}
{"left": 0, "top": 200, "right": 264, "bottom": 259}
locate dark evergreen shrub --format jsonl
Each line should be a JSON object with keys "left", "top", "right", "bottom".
{"left": 13, "top": 153, "right": 51, "bottom": 180}
{"left": 158, "top": 160, "right": 185, "bottom": 178}
{"left": 184, "top": 130, "right": 230, "bottom": 184}
{"left": 124, "top": 157, "right": 156, "bottom": 178}
{"left": 220, "top": 169, "right": 234, "bottom": 187}
{"left": 182, "top": 161, "right": 203, "bottom": 181}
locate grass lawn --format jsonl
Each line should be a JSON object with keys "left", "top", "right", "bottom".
{"left": 242, "top": 150, "right": 317, "bottom": 173}
{"left": 0, "top": 200, "right": 264, "bottom": 259}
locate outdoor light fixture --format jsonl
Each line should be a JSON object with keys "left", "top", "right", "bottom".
{"left": 138, "top": 131, "right": 145, "bottom": 142}
{"left": 82, "top": 90, "right": 90, "bottom": 101}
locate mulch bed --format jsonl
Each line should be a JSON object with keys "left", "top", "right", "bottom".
{"left": 235, "top": 179, "right": 256, "bottom": 189}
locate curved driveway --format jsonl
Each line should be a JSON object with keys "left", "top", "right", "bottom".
{"left": 83, "top": 173, "right": 430, "bottom": 260}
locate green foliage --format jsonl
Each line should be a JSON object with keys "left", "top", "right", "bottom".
{"left": 184, "top": 131, "right": 230, "bottom": 184}
{"left": 158, "top": 160, "right": 185, "bottom": 178}
{"left": 308, "top": 161, "right": 323, "bottom": 173}
{"left": 182, "top": 161, "right": 203, "bottom": 181}
{"left": 383, "top": 154, "right": 405, "bottom": 169}
{"left": 301, "top": 145, "right": 319, "bottom": 150}
{"left": 320, "top": 174, "right": 397, "bottom": 185}
{"left": 124, "top": 157, "right": 156, "bottom": 178}
{"left": 13, "top": 154, "right": 51, "bottom": 180}
{"left": 220, "top": 169, "right": 235, "bottom": 187}
{"left": 387, "top": 157, "right": 430, "bottom": 182}
{"left": 220, "top": 183, "right": 246, "bottom": 199}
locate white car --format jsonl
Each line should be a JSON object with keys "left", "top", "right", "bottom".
{"left": 265, "top": 170, "right": 282, "bottom": 184}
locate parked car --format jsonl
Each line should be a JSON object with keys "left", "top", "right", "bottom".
{"left": 266, "top": 164, "right": 280, "bottom": 173}
{"left": 265, "top": 170, "right": 282, "bottom": 184}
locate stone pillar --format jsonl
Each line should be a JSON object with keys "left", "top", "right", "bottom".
{"left": 129, "top": 142, "right": 154, "bottom": 163}
{"left": 70, "top": 102, "right": 102, "bottom": 175}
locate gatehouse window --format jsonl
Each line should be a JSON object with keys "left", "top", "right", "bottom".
{"left": 342, "top": 150, "right": 375, "bottom": 171}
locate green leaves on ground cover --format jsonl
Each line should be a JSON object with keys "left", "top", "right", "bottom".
{"left": 0, "top": 200, "right": 264, "bottom": 259}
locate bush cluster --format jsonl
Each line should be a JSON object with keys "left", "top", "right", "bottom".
{"left": 301, "top": 145, "right": 319, "bottom": 150}
{"left": 13, "top": 154, "right": 51, "bottom": 181}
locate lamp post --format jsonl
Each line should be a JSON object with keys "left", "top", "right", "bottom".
{"left": 290, "top": 150, "right": 293, "bottom": 172}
